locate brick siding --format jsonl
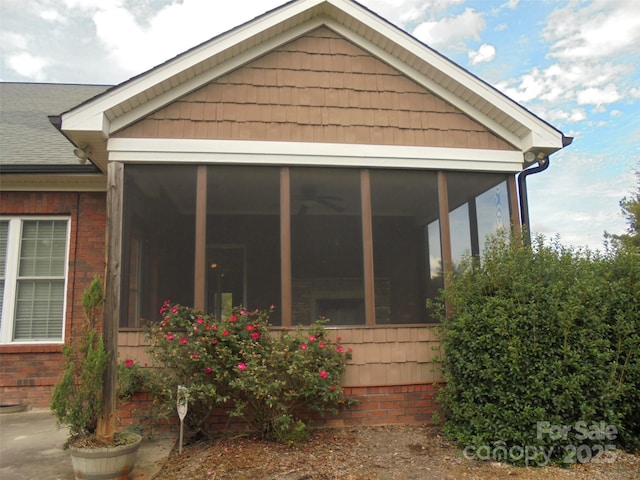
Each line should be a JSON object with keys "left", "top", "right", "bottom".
{"left": 0, "top": 191, "right": 107, "bottom": 408}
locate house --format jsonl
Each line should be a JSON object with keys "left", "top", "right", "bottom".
{"left": 0, "top": 0, "right": 569, "bottom": 424}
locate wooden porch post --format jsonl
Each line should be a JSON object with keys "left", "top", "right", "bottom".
{"left": 437, "top": 171, "right": 453, "bottom": 317}
{"left": 97, "top": 161, "right": 123, "bottom": 442}
{"left": 360, "top": 169, "right": 375, "bottom": 326}
{"left": 194, "top": 166, "right": 207, "bottom": 312}
{"left": 280, "top": 167, "right": 292, "bottom": 326}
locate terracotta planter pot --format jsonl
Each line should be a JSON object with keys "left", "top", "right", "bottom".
{"left": 69, "top": 433, "right": 142, "bottom": 480}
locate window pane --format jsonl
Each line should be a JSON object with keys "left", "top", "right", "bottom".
{"left": 0, "top": 221, "right": 7, "bottom": 324}
{"left": 476, "top": 180, "right": 509, "bottom": 255}
{"left": 122, "top": 165, "right": 197, "bottom": 326}
{"left": 14, "top": 280, "right": 64, "bottom": 340}
{"left": 427, "top": 219, "right": 444, "bottom": 303}
{"left": 291, "top": 168, "right": 363, "bottom": 325}
{"left": 449, "top": 203, "right": 471, "bottom": 270}
{"left": 19, "top": 220, "right": 67, "bottom": 277}
{"left": 206, "top": 166, "right": 281, "bottom": 323}
{"left": 371, "top": 169, "right": 439, "bottom": 324}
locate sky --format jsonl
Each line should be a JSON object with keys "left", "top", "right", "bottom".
{"left": 1, "top": 0, "right": 639, "bottom": 251}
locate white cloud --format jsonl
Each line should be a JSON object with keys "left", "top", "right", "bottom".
{"left": 544, "top": 0, "right": 640, "bottom": 60}
{"left": 363, "top": 0, "right": 464, "bottom": 26}
{"left": 1, "top": 32, "right": 28, "bottom": 50}
{"left": 546, "top": 108, "right": 587, "bottom": 123}
{"left": 503, "top": 0, "right": 519, "bottom": 9}
{"left": 468, "top": 43, "right": 496, "bottom": 65}
{"left": 413, "top": 8, "right": 485, "bottom": 48}
{"left": 39, "top": 8, "right": 66, "bottom": 22}
{"left": 610, "top": 109, "right": 623, "bottom": 117}
{"left": 577, "top": 83, "right": 622, "bottom": 106}
{"left": 6, "top": 52, "right": 50, "bottom": 80}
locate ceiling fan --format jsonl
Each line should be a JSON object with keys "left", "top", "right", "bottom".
{"left": 295, "top": 184, "right": 344, "bottom": 215}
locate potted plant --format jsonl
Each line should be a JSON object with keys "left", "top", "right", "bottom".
{"left": 50, "top": 275, "right": 142, "bottom": 480}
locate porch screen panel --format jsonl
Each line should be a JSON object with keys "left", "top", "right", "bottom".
{"left": 14, "top": 220, "right": 67, "bottom": 340}
{"left": 206, "top": 166, "right": 281, "bottom": 324}
{"left": 290, "top": 168, "right": 363, "bottom": 325}
{"left": 447, "top": 172, "right": 512, "bottom": 267}
{"left": 370, "top": 169, "right": 439, "bottom": 324}
{"left": 121, "top": 165, "right": 197, "bottom": 326}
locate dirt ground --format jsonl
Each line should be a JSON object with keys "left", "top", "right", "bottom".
{"left": 154, "top": 425, "right": 640, "bottom": 480}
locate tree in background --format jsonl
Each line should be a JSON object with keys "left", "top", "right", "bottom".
{"left": 607, "top": 171, "right": 640, "bottom": 251}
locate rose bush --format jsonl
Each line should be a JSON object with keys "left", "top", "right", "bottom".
{"left": 144, "top": 302, "right": 353, "bottom": 442}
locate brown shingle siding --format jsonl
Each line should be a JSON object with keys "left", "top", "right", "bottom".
{"left": 115, "top": 27, "right": 514, "bottom": 150}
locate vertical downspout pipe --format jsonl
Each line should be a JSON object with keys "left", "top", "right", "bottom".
{"left": 518, "top": 156, "right": 550, "bottom": 245}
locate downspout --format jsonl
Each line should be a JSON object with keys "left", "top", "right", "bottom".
{"left": 518, "top": 155, "right": 549, "bottom": 245}
{"left": 517, "top": 137, "right": 572, "bottom": 245}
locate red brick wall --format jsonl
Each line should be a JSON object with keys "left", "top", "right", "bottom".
{"left": 117, "top": 383, "right": 442, "bottom": 436}
{"left": 0, "top": 191, "right": 107, "bottom": 408}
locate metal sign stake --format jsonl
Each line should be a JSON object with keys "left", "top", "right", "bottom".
{"left": 177, "top": 385, "right": 188, "bottom": 454}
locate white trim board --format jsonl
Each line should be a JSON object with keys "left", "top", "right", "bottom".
{"left": 107, "top": 138, "right": 524, "bottom": 172}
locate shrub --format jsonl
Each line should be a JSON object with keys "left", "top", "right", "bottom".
{"left": 434, "top": 234, "right": 640, "bottom": 465}
{"left": 51, "top": 275, "right": 108, "bottom": 445}
{"left": 145, "top": 303, "right": 352, "bottom": 441}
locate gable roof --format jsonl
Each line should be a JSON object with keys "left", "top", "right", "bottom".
{"left": 0, "top": 83, "right": 109, "bottom": 168}
{"left": 59, "top": 0, "right": 569, "bottom": 172}
{"left": 0, "top": 82, "right": 111, "bottom": 191}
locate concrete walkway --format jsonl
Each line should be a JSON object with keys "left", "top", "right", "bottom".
{"left": 0, "top": 409, "right": 175, "bottom": 480}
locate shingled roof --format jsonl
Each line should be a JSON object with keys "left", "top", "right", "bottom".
{"left": 0, "top": 82, "right": 110, "bottom": 168}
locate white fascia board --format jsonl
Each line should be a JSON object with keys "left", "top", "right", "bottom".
{"left": 107, "top": 138, "right": 524, "bottom": 172}
{"left": 61, "top": 110, "right": 109, "bottom": 138}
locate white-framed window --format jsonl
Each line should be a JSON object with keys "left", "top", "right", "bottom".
{"left": 0, "top": 217, "right": 70, "bottom": 344}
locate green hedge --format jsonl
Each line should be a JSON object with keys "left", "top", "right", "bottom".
{"left": 435, "top": 235, "right": 640, "bottom": 465}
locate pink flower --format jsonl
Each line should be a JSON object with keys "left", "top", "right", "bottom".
{"left": 211, "top": 339, "right": 218, "bottom": 345}
{"left": 223, "top": 329, "right": 230, "bottom": 336}
{"left": 196, "top": 317, "right": 204, "bottom": 324}
{"left": 348, "top": 348, "right": 353, "bottom": 353}
{"left": 229, "top": 315, "right": 237, "bottom": 323}
{"left": 246, "top": 325, "right": 254, "bottom": 331}
{"left": 204, "top": 367, "right": 213, "bottom": 375}
{"left": 319, "top": 342, "right": 326, "bottom": 349}
{"left": 193, "top": 326, "right": 199, "bottom": 332}
{"left": 124, "top": 359, "right": 134, "bottom": 368}
{"left": 319, "top": 370, "right": 328, "bottom": 378}
{"left": 300, "top": 343, "right": 308, "bottom": 350}
{"left": 166, "top": 333, "right": 174, "bottom": 341}
{"left": 336, "top": 337, "right": 342, "bottom": 342}
{"left": 237, "top": 362, "right": 247, "bottom": 371}
{"left": 330, "top": 385, "right": 336, "bottom": 391}
{"left": 163, "top": 300, "right": 170, "bottom": 306}
{"left": 160, "top": 306, "right": 166, "bottom": 314}
{"left": 213, "top": 325, "right": 218, "bottom": 331}
{"left": 336, "top": 345, "right": 344, "bottom": 353}
{"left": 270, "top": 304, "right": 276, "bottom": 310}
{"left": 309, "top": 335, "right": 316, "bottom": 342}
{"left": 239, "top": 310, "right": 247, "bottom": 315}
{"left": 180, "top": 337, "right": 188, "bottom": 345}
{"left": 251, "top": 332, "right": 260, "bottom": 340}
{"left": 191, "top": 353, "right": 199, "bottom": 359}
{"left": 171, "top": 307, "right": 178, "bottom": 313}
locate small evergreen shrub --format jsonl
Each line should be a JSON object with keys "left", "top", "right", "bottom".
{"left": 435, "top": 235, "right": 640, "bottom": 465}
{"left": 145, "top": 303, "right": 352, "bottom": 442}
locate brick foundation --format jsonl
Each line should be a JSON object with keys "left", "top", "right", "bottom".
{"left": 116, "top": 383, "right": 442, "bottom": 436}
